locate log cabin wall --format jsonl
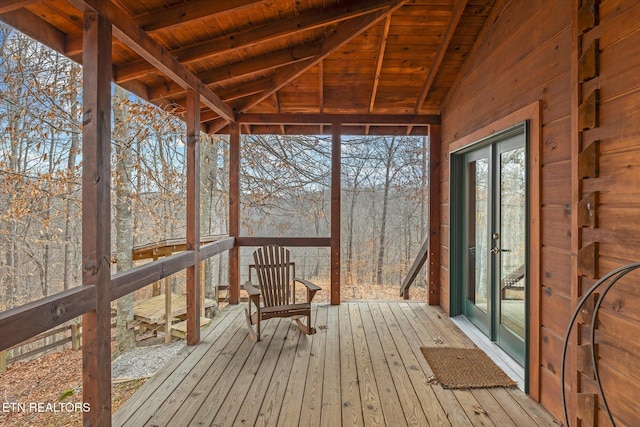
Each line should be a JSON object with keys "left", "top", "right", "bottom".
{"left": 440, "top": 0, "right": 640, "bottom": 424}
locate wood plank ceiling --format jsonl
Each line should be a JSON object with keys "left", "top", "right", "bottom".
{"left": 1, "top": 0, "right": 496, "bottom": 135}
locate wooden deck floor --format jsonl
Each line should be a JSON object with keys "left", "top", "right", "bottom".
{"left": 114, "top": 302, "right": 558, "bottom": 427}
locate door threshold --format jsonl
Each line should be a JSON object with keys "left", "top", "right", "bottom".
{"left": 451, "top": 315, "right": 525, "bottom": 392}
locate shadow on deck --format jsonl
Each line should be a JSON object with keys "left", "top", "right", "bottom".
{"left": 114, "top": 302, "right": 558, "bottom": 426}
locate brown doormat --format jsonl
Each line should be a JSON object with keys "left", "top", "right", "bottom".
{"left": 420, "top": 347, "right": 517, "bottom": 389}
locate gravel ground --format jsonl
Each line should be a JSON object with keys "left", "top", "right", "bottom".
{"left": 111, "top": 339, "right": 184, "bottom": 380}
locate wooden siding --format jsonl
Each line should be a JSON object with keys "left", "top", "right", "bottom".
{"left": 113, "top": 302, "right": 558, "bottom": 427}
{"left": 440, "top": 0, "right": 572, "bottom": 421}
{"left": 441, "top": 0, "right": 640, "bottom": 424}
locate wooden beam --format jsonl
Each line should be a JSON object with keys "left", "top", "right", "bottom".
{"left": 119, "top": 0, "right": 390, "bottom": 82}
{"left": 70, "top": 0, "right": 235, "bottom": 123}
{"left": 319, "top": 60, "right": 324, "bottom": 113}
{"left": 134, "top": 0, "right": 263, "bottom": 32}
{"left": 185, "top": 89, "right": 201, "bottom": 345}
{"left": 0, "top": 0, "right": 39, "bottom": 14}
{"left": 200, "top": 236, "right": 236, "bottom": 259}
{"left": 229, "top": 123, "right": 241, "bottom": 304}
{"left": 331, "top": 122, "right": 341, "bottom": 305}
{"left": 236, "top": 237, "right": 331, "bottom": 247}
{"left": 428, "top": 124, "right": 441, "bottom": 305}
{"left": 370, "top": 15, "right": 391, "bottom": 112}
{"left": 112, "top": 252, "right": 194, "bottom": 300}
{"left": 414, "top": 0, "right": 468, "bottom": 113}
{"left": 236, "top": 0, "right": 410, "bottom": 114}
{"left": 81, "top": 10, "right": 112, "bottom": 425}
{"left": 0, "top": 9, "right": 66, "bottom": 55}
{"left": 399, "top": 237, "right": 429, "bottom": 299}
{"left": 237, "top": 113, "right": 440, "bottom": 125}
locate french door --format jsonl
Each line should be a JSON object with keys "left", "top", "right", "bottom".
{"left": 461, "top": 128, "right": 527, "bottom": 365}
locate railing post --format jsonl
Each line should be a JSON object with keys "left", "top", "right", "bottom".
{"left": 0, "top": 350, "right": 6, "bottom": 372}
{"left": 186, "top": 89, "right": 201, "bottom": 345}
{"left": 331, "top": 121, "right": 341, "bottom": 305}
{"left": 81, "top": 10, "right": 113, "bottom": 425}
{"left": 229, "top": 123, "right": 241, "bottom": 304}
{"left": 71, "top": 323, "right": 81, "bottom": 350}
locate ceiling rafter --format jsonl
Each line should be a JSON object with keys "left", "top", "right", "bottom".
{"left": 115, "top": 0, "right": 392, "bottom": 84}
{"left": 413, "top": 0, "right": 468, "bottom": 113}
{"left": 69, "top": 0, "right": 235, "bottom": 122}
{"left": 369, "top": 15, "right": 392, "bottom": 113}
{"left": 233, "top": 0, "right": 410, "bottom": 120}
{"left": 134, "top": 0, "right": 263, "bottom": 32}
{"left": 147, "top": 41, "right": 323, "bottom": 102}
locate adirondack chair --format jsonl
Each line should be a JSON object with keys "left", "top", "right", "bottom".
{"left": 244, "top": 245, "right": 321, "bottom": 342}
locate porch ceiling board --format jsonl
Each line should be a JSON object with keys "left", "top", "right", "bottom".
{"left": 1, "top": 0, "right": 496, "bottom": 132}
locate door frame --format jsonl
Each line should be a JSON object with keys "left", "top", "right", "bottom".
{"left": 448, "top": 102, "right": 542, "bottom": 400}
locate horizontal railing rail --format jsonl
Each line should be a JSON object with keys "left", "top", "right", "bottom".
{"left": 0, "top": 236, "right": 235, "bottom": 352}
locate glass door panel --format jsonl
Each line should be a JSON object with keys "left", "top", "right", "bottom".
{"left": 496, "top": 143, "right": 526, "bottom": 365}
{"left": 464, "top": 148, "right": 491, "bottom": 336}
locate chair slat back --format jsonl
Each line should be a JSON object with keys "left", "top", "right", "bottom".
{"left": 252, "top": 245, "right": 292, "bottom": 307}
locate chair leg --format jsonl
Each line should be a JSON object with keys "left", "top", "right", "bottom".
{"left": 246, "top": 300, "right": 261, "bottom": 342}
{"left": 294, "top": 311, "right": 316, "bottom": 335}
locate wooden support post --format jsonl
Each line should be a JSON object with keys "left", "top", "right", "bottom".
{"left": 81, "top": 10, "right": 112, "bottom": 426}
{"left": 0, "top": 350, "right": 6, "bottom": 372}
{"left": 229, "top": 123, "right": 241, "bottom": 304}
{"left": 71, "top": 323, "right": 80, "bottom": 350}
{"left": 331, "top": 122, "right": 341, "bottom": 305}
{"left": 164, "top": 278, "right": 172, "bottom": 344}
{"left": 428, "top": 124, "right": 441, "bottom": 305}
{"left": 200, "top": 261, "right": 206, "bottom": 317}
{"left": 152, "top": 255, "right": 160, "bottom": 296}
{"left": 186, "top": 89, "right": 201, "bottom": 345}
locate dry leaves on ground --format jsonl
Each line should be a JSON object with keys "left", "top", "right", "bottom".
{"left": 0, "top": 349, "right": 145, "bottom": 427}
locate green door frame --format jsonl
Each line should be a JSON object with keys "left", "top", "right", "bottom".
{"left": 450, "top": 121, "right": 530, "bottom": 384}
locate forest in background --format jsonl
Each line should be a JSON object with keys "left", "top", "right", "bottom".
{"left": 0, "top": 24, "right": 430, "bottom": 334}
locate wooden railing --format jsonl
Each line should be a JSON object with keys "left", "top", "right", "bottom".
{"left": 0, "top": 323, "right": 82, "bottom": 372}
{"left": 0, "top": 236, "right": 235, "bottom": 352}
{"left": 399, "top": 236, "right": 430, "bottom": 299}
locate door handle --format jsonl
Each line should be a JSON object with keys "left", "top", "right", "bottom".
{"left": 490, "top": 247, "right": 511, "bottom": 254}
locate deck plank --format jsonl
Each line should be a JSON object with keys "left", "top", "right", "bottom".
{"left": 276, "top": 306, "right": 318, "bottom": 427}
{"left": 390, "top": 303, "right": 473, "bottom": 427}
{"left": 207, "top": 318, "right": 291, "bottom": 426}
{"left": 174, "top": 318, "right": 280, "bottom": 425}
{"left": 489, "top": 388, "right": 545, "bottom": 426}
{"left": 367, "top": 302, "right": 429, "bottom": 426}
{"left": 253, "top": 319, "right": 305, "bottom": 427}
{"left": 113, "top": 302, "right": 558, "bottom": 427}
{"left": 359, "top": 302, "right": 408, "bottom": 426}
{"left": 298, "top": 304, "right": 328, "bottom": 427}
{"left": 145, "top": 309, "right": 249, "bottom": 426}
{"left": 144, "top": 310, "right": 244, "bottom": 426}
{"left": 349, "top": 303, "right": 386, "bottom": 426}
{"left": 320, "top": 303, "right": 342, "bottom": 427}
{"left": 338, "top": 303, "right": 364, "bottom": 426}
{"left": 471, "top": 388, "right": 518, "bottom": 426}
{"left": 378, "top": 302, "right": 451, "bottom": 426}
{"left": 113, "top": 307, "right": 239, "bottom": 426}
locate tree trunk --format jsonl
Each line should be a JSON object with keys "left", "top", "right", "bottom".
{"left": 63, "top": 93, "right": 81, "bottom": 290}
{"left": 200, "top": 134, "right": 219, "bottom": 303}
{"left": 113, "top": 86, "right": 136, "bottom": 357}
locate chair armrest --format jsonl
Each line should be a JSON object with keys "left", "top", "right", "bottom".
{"left": 294, "top": 278, "right": 321, "bottom": 291}
{"left": 244, "top": 281, "right": 261, "bottom": 296}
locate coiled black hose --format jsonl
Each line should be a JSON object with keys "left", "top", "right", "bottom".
{"left": 561, "top": 261, "right": 640, "bottom": 427}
